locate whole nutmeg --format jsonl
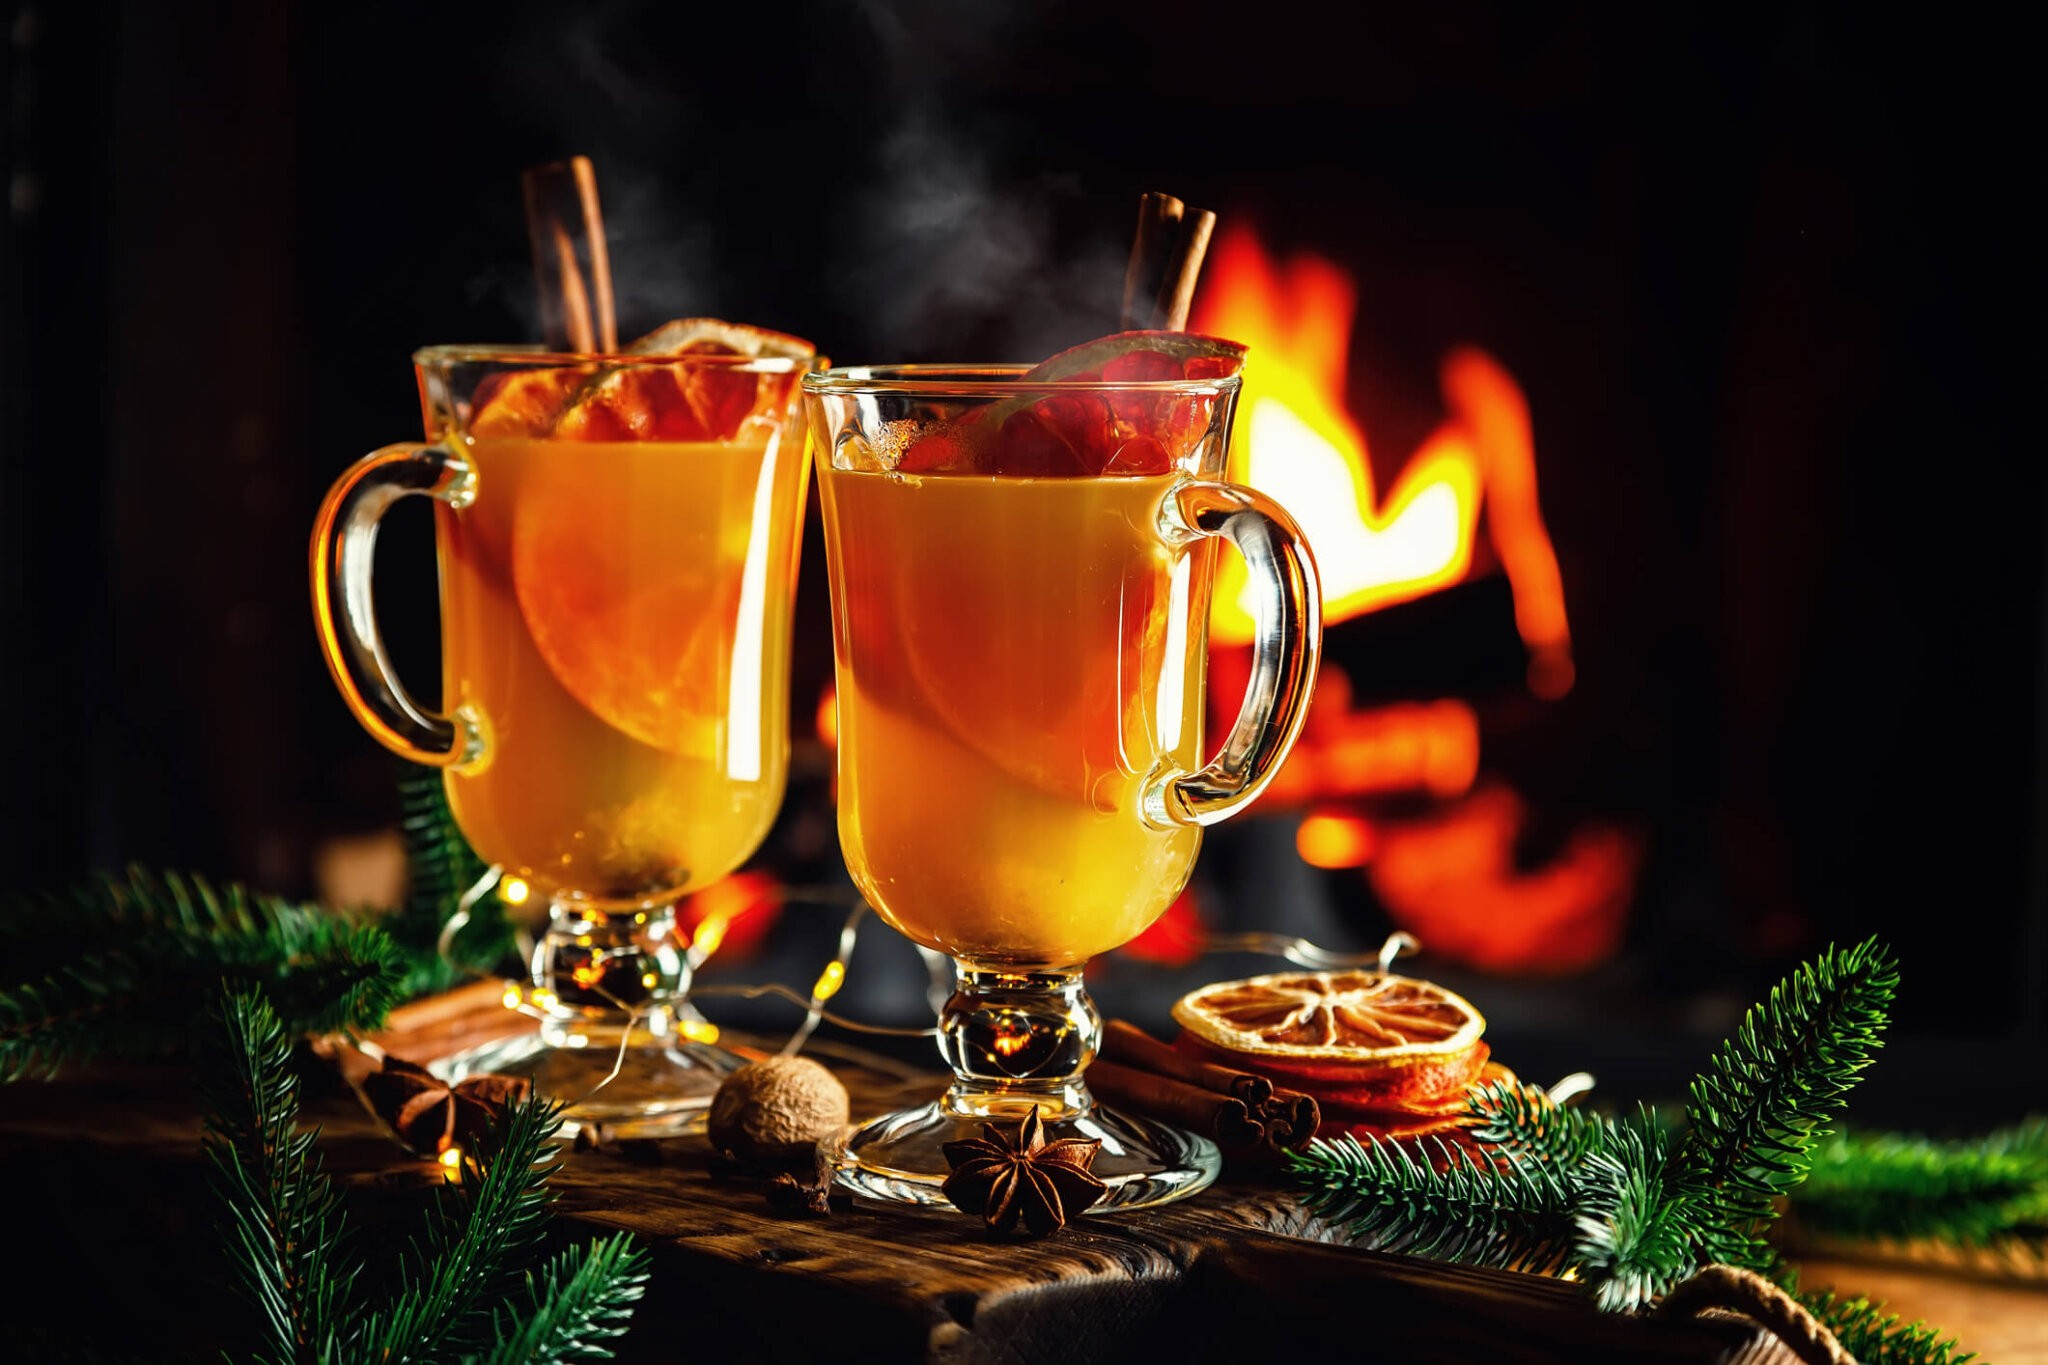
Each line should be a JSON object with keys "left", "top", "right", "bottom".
{"left": 707, "top": 1056, "right": 850, "bottom": 1165}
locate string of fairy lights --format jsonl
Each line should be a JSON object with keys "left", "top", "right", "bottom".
{"left": 368, "top": 868, "right": 1600, "bottom": 1177}
{"left": 435, "top": 862, "right": 1452, "bottom": 1118}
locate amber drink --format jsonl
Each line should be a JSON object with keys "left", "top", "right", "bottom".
{"left": 806, "top": 347, "right": 1321, "bottom": 1213}
{"left": 824, "top": 470, "right": 1212, "bottom": 966}
{"left": 312, "top": 338, "right": 813, "bottom": 1135}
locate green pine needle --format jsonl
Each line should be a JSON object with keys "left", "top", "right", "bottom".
{"left": 1797, "top": 1287, "right": 1977, "bottom": 1365}
{"left": 198, "top": 985, "right": 362, "bottom": 1365}
{"left": 389, "top": 763, "right": 508, "bottom": 995}
{"left": 1571, "top": 1113, "right": 1704, "bottom": 1311}
{"left": 1790, "top": 1121, "right": 2048, "bottom": 1246}
{"left": 1680, "top": 935, "right": 1899, "bottom": 1267}
{"left": 478, "top": 1234, "right": 651, "bottom": 1365}
{"left": 1466, "top": 1078, "right": 1608, "bottom": 1166}
{"left": 352, "top": 1095, "right": 568, "bottom": 1363}
{"left": 0, "top": 869, "right": 408, "bottom": 1080}
{"left": 1288, "top": 1132, "right": 1577, "bottom": 1273}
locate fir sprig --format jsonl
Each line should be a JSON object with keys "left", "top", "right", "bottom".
{"left": 388, "top": 762, "right": 510, "bottom": 995}
{"left": 353, "top": 1096, "right": 565, "bottom": 1363}
{"left": 478, "top": 1236, "right": 651, "bottom": 1365}
{"left": 1789, "top": 1121, "right": 2048, "bottom": 1247}
{"left": 1288, "top": 1132, "right": 1576, "bottom": 1273}
{"left": 1793, "top": 1285, "right": 1976, "bottom": 1365}
{"left": 0, "top": 868, "right": 408, "bottom": 1080}
{"left": 1467, "top": 1077, "right": 1607, "bottom": 1166}
{"left": 1570, "top": 1114, "right": 1704, "bottom": 1311}
{"left": 198, "top": 984, "right": 649, "bottom": 1364}
{"left": 1681, "top": 936, "right": 1900, "bottom": 1268}
{"left": 199, "top": 986, "right": 361, "bottom": 1364}
{"left": 1286, "top": 939, "right": 1960, "bottom": 1357}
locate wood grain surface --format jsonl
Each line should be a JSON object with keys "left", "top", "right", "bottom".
{"left": 16, "top": 984, "right": 2023, "bottom": 1362}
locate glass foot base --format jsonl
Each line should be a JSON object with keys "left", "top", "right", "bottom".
{"left": 832, "top": 1100, "right": 1221, "bottom": 1213}
{"left": 429, "top": 1027, "right": 744, "bottom": 1140}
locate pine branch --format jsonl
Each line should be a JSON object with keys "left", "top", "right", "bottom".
{"left": 1288, "top": 1133, "right": 1577, "bottom": 1273}
{"left": 388, "top": 762, "right": 509, "bottom": 995}
{"left": 478, "top": 1234, "right": 651, "bottom": 1365}
{"left": 1466, "top": 1078, "right": 1608, "bottom": 1167}
{"left": 353, "top": 1095, "right": 566, "bottom": 1363}
{"left": 1796, "top": 1288, "right": 1977, "bottom": 1365}
{"left": 0, "top": 869, "right": 408, "bottom": 1080}
{"left": 1680, "top": 936, "right": 1899, "bottom": 1267}
{"left": 198, "top": 985, "right": 362, "bottom": 1365}
{"left": 1571, "top": 1113, "right": 1705, "bottom": 1311}
{"left": 1789, "top": 1121, "right": 2048, "bottom": 1246}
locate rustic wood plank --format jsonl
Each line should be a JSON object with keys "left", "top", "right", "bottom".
{"left": 0, "top": 989, "right": 1817, "bottom": 1363}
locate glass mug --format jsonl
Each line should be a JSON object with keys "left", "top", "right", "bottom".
{"left": 804, "top": 364, "right": 1320, "bottom": 1209}
{"left": 311, "top": 345, "right": 812, "bottom": 1135}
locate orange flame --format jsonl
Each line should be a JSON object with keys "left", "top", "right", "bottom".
{"left": 1367, "top": 784, "right": 1641, "bottom": 974}
{"left": 1191, "top": 225, "right": 1571, "bottom": 695}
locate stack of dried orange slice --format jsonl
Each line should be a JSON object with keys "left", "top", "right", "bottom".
{"left": 1171, "top": 968, "right": 1517, "bottom": 1146}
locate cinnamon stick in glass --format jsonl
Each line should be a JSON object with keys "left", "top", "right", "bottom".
{"left": 1119, "top": 190, "right": 1217, "bottom": 333}
{"left": 521, "top": 156, "right": 617, "bottom": 353}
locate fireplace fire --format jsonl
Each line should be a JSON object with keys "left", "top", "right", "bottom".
{"left": 684, "top": 222, "right": 1648, "bottom": 984}
{"left": 1188, "top": 223, "right": 1642, "bottom": 977}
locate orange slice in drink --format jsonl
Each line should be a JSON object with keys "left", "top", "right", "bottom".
{"left": 1172, "top": 969, "right": 1487, "bottom": 1108}
{"left": 896, "top": 331, "right": 1245, "bottom": 475}
{"left": 511, "top": 465, "right": 741, "bottom": 759}
{"left": 556, "top": 318, "right": 814, "bottom": 442}
{"left": 471, "top": 367, "right": 589, "bottom": 437}
{"left": 507, "top": 319, "right": 811, "bottom": 754}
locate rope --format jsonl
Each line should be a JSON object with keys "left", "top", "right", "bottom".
{"left": 1656, "top": 1265, "right": 1853, "bottom": 1365}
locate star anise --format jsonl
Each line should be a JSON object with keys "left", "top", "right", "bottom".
{"left": 360, "top": 1055, "right": 529, "bottom": 1158}
{"left": 940, "top": 1106, "right": 1107, "bottom": 1236}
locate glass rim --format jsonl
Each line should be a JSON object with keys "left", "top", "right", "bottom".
{"left": 413, "top": 343, "right": 812, "bottom": 374}
{"left": 802, "top": 363, "right": 1241, "bottom": 397}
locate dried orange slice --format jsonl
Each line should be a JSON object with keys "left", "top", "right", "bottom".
{"left": 556, "top": 318, "right": 814, "bottom": 442}
{"left": 1172, "top": 969, "right": 1487, "bottom": 1108}
{"left": 1315, "top": 1060, "right": 1522, "bottom": 1154}
{"left": 471, "top": 367, "right": 589, "bottom": 437}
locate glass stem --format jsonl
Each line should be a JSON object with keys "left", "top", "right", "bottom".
{"left": 936, "top": 964, "right": 1099, "bottom": 1123}
{"left": 533, "top": 900, "right": 691, "bottom": 1048}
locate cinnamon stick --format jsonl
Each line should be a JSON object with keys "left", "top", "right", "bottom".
{"left": 1096, "top": 1020, "right": 1321, "bottom": 1156}
{"left": 1119, "top": 190, "right": 1217, "bottom": 333}
{"left": 1088, "top": 1060, "right": 1270, "bottom": 1151}
{"left": 1102, "top": 1018, "right": 1272, "bottom": 1106}
{"left": 521, "top": 156, "right": 617, "bottom": 353}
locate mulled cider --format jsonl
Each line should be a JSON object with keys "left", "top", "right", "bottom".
{"left": 820, "top": 468, "right": 1216, "bottom": 967}
{"left": 438, "top": 431, "right": 805, "bottom": 906}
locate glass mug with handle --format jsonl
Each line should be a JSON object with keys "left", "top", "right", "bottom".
{"left": 804, "top": 352, "right": 1320, "bottom": 1209}
{"left": 311, "top": 340, "right": 813, "bottom": 1136}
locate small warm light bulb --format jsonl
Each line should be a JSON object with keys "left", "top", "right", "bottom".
{"left": 641, "top": 972, "right": 659, "bottom": 990}
{"left": 692, "top": 914, "right": 729, "bottom": 960}
{"left": 811, "top": 960, "right": 846, "bottom": 1002}
{"left": 680, "top": 1018, "right": 721, "bottom": 1045}
{"left": 501, "top": 985, "right": 524, "bottom": 1011}
{"left": 499, "top": 876, "right": 531, "bottom": 906}
{"left": 439, "top": 1146, "right": 464, "bottom": 1181}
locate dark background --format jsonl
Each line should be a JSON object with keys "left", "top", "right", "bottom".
{"left": 4, "top": 2, "right": 2042, "bottom": 1123}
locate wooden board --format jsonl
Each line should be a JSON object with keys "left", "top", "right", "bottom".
{"left": 0, "top": 983, "right": 1794, "bottom": 1363}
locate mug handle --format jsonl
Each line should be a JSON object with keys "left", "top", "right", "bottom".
{"left": 1147, "top": 479, "right": 1322, "bottom": 828}
{"left": 309, "top": 442, "right": 485, "bottom": 767}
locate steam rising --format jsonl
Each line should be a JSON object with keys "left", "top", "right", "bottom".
{"left": 848, "top": 114, "right": 1128, "bottom": 360}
